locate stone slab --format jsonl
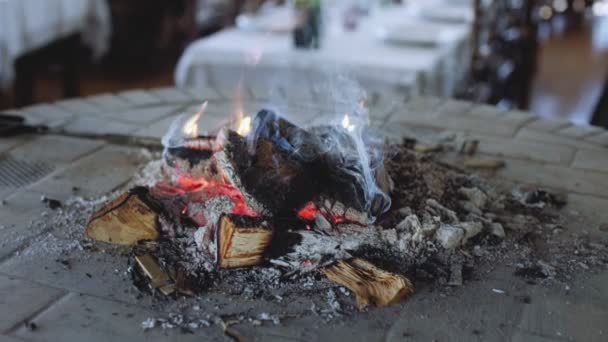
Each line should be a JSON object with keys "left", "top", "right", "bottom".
{"left": 0, "top": 191, "right": 57, "bottom": 260}
{"left": 117, "top": 90, "right": 163, "bottom": 107}
{"left": 470, "top": 134, "right": 575, "bottom": 165}
{"left": 26, "top": 145, "right": 144, "bottom": 200}
{"left": 525, "top": 118, "right": 570, "bottom": 132}
{"left": 566, "top": 193, "right": 608, "bottom": 228}
{"left": 496, "top": 158, "right": 608, "bottom": 199}
{"left": 0, "top": 335, "right": 24, "bottom": 342}
{"left": 557, "top": 124, "right": 605, "bottom": 139}
{"left": 572, "top": 149, "right": 608, "bottom": 173}
{"left": 85, "top": 94, "right": 133, "bottom": 111}
{"left": 101, "top": 104, "right": 185, "bottom": 125}
{"left": 17, "top": 104, "right": 75, "bottom": 129}
{"left": 515, "top": 272, "right": 608, "bottom": 342}
{"left": 516, "top": 128, "right": 606, "bottom": 151}
{"left": 0, "top": 274, "right": 66, "bottom": 332}
{"left": 435, "top": 98, "right": 474, "bottom": 116}
{"left": 499, "top": 110, "right": 537, "bottom": 128}
{"left": 149, "top": 87, "right": 194, "bottom": 103}
{"left": 181, "top": 86, "right": 224, "bottom": 102}
{"left": 391, "top": 110, "right": 520, "bottom": 137}
{"left": 54, "top": 99, "right": 103, "bottom": 115}
{"left": 0, "top": 136, "right": 32, "bottom": 155}
{"left": 586, "top": 131, "right": 608, "bottom": 147}
{"left": 63, "top": 117, "right": 139, "bottom": 136}
{"left": 7, "top": 136, "right": 103, "bottom": 167}
{"left": 468, "top": 104, "right": 503, "bottom": 117}
{"left": 12, "top": 293, "right": 224, "bottom": 342}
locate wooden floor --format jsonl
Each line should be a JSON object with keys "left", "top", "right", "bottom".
{"left": 530, "top": 15, "right": 608, "bottom": 124}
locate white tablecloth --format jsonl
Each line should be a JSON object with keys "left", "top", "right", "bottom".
{"left": 175, "top": 1, "right": 472, "bottom": 100}
{"left": 0, "top": 0, "right": 111, "bottom": 89}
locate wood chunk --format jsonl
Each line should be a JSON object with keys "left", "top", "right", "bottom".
{"left": 86, "top": 187, "right": 160, "bottom": 245}
{"left": 414, "top": 142, "right": 442, "bottom": 153}
{"left": 217, "top": 214, "right": 274, "bottom": 268}
{"left": 322, "top": 258, "right": 414, "bottom": 309}
{"left": 134, "top": 254, "right": 173, "bottom": 293}
{"left": 464, "top": 157, "right": 505, "bottom": 170}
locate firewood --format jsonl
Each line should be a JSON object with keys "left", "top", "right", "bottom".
{"left": 134, "top": 254, "right": 175, "bottom": 295}
{"left": 86, "top": 187, "right": 160, "bottom": 245}
{"left": 217, "top": 214, "right": 274, "bottom": 268}
{"left": 322, "top": 258, "right": 414, "bottom": 309}
{"left": 464, "top": 157, "right": 505, "bottom": 170}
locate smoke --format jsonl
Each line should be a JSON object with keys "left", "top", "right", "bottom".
{"left": 245, "top": 70, "right": 392, "bottom": 219}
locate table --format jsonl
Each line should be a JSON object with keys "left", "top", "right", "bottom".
{"left": 0, "top": 0, "right": 111, "bottom": 90}
{"left": 175, "top": 1, "right": 473, "bottom": 101}
{"left": 0, "top": 86, "right": 607, "bottom": 341}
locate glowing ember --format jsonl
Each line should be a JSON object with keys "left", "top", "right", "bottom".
{"left": 237, "top": 115, "right": 252, "bottom": 136}
{"left": 297, "top": 202, "right": 317, "bottom": 220}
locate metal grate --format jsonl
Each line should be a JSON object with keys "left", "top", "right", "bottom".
{"left": 0, "top": 156, "right": 55, "bottom": 188}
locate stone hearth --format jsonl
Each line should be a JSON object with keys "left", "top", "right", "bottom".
{"left": 1, "top": 86, "right": 608, "bottom": 341}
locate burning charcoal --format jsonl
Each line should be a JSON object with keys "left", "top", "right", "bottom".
{"left": 134, "top": 254, "right": 174, "bottom": 295}
{"left": 216, "top": 214, "right": 274, "bottom": 268}
{"left": 86, "top": 187, "right": 161, "bottom": 245}
{"left": 322, "top": 258, "right": 414, "bottom": 309}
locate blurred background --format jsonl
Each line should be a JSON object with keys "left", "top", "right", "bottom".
{"left": 1, "top": 0, "right": 607, "bottom": 127}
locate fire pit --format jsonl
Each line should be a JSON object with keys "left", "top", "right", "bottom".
{"left": 1, "top": 86, "right": 608, "bottom": 341}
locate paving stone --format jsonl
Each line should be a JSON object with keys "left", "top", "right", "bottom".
{"left": 102, "top": 104, "right": 185, "bottom": 125}
{"left": 0, "top": 136, "right": 32, "bottom": 155}
{"left": 435, "top": 98, "right": 474, "bottom": 116}
{"left": 26, "top": 145, "right": 144, "bottom": 200}
{"left": 499, "top": 110, "right": 537, "bottom": 128}
{"left": 557, "top": 124, "right": 605, "bottom": 139}
{"left": 0, "top": 191, "right": 52, "bottom": 260}
{"left": 7, "top": 136, "right": 103, "bottom": 167}
{"left": 85, "top": 94, "right": 133, "bottom": 111}
{"left": 572, "top": 149, "right": 608, "bottom": 173}
{"left": 0, "top": 274, "right": 66, "bottom": 332}
{"left": 181, "top": 86, "right": 224, "bottom": 102}
{"left": 566, "top": 193, "right": 608, "bottom": 225}
{"left": 54, "top": 98, "right": 103, "bottom": 115}
{"left": 468, "top": 104, "right": 503, "bottom": 117}
{"left": 12, "top": 293, "right": 223, "bottom": 342}
{"left": 496, "top": 158, "right": 608, "bottom": 199}
{"left": 117, "top": 89, "right": 163, "bottom": 106}
{"left": 525, "top": 118, "right": 570, "bottom": 132}
{"left": 471, "top": 134, "right": 575, "bottom": 165}
{"left": 516, "top": 276, "right": 608, "bottom": 342}
{"left": 391, "top": 109, "right": 520, "bottom": 137}
{"left": 132, "top": 115, "right": 177, "bottom": 140}
{"left": 585, "top": 131, "right": 608, "bottom": 147}
{"left": 63, "top": 116, "right": 139, "bottom": 136}
{"left": 149, "top": 87, "right": 194, "bottom": 103}
{"left": 16, "top": 104, "right": 76, "bottom": 129}
{"left": 516, "top": 128, "right": 606, "bottom": 151}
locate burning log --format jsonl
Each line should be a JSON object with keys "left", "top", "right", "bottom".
{"left": 322, "top": 258, "right": 414, "bottom": 309}
{"left": 217, "top": 214, "right": 274, "bottom": 268}
{"left": 86, "top": 187, "right": 161, "bottom": 245}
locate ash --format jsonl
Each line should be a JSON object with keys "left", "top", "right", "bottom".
{"left": 15, "top": 144, "right": 606, "bottom": 333}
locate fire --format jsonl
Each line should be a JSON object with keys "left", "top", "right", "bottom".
{"left": 341, "top": 114, "right": 356, "bottom": 132}
{"left": 237, "top": 115, "right": 252, "bottom": 136}
{"left": 182, "top": 102, "right": 207, "bottom": 137}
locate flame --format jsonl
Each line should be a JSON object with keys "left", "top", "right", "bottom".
{"left": 341, "top": 114, "right": 356, "bottom": 132}
{"left": 237, "top": 115, "right": 252, "bottom": 136}
{"left": 183, "top": 102, "right": 207, "bottom": 137}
